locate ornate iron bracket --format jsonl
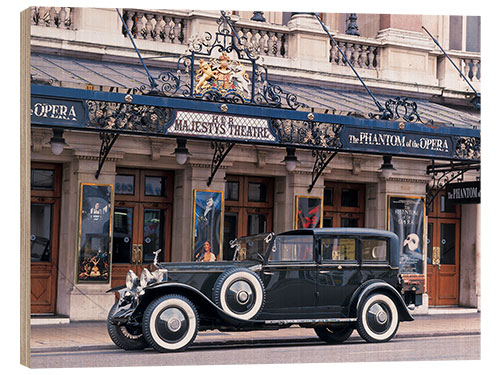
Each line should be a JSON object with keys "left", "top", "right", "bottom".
{"left": 308, "top": 150, "right": 338, "bottom": 193}
{"left": 95, "top": 132, "right": 119, "bottom": 179}
{"left": 426, "top": 160, "right": 480, "bottom": 208}
{"left": 207, "top": 141, "right": 235, "bottom": 187}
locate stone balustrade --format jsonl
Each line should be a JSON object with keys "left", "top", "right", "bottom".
{"left": 122, "top": 9, "right": 187, "bottom": 44}
{"left": 233, "top": 24, "right": 289, "bottom": 58}
{"left": 330, "top": 37, "right": 380, "bottom": 70}
{"left": 31, "top": 7, "right": 73, "bottom": 29}
{"left": 463, "top": 58, "right": 481, "bottom": 82}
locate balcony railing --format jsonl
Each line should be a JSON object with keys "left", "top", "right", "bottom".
{"left": 463, "top": 58, "right": 481, "bottom": 82}
{"left": 233, "top": 24, "right": 289, "bottom": 58}
{"left": 122, "top": 9, "right": 187, "bottom": 44}
{"left": 330, "top": 37, "right": 379, "bottom": 70}
{"left": 31, "top": 7, "right": 73, "bottom": 29}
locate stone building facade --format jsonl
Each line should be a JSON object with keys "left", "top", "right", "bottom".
{"left": 28, "top": 8, "right": 480, "bottom": 321}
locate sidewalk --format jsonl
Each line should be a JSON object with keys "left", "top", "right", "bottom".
{"left": 30, "top": 309, "right": 480, "bottom": 353}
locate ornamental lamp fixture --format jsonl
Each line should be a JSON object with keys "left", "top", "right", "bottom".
{"left": 49, "top": 128, "right": 68, "bottom": 156}
{"left": 173, "top": 138, "right": 190, "bottom": 165}
{"left": 379, "top": 155, "right": 396, "bottom": 179}
{"left": 283, "top": 147, "right": 299, "bottom": 172}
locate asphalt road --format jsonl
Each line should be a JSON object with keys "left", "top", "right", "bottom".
{"left": 30, "top": 333, "right": 480, "bottom": 368}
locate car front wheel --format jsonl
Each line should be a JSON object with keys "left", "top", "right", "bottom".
{"left": 142, "top": 294, "right": 199, "bottom": 353}
{"left": 356, "top": 293, "right": 399, "bottom": 343}
{"left": 107, "top": 303, "right": 148, "bottom": 351}
{"left": 314, "top": 324, "right": 354, "bottom": 344}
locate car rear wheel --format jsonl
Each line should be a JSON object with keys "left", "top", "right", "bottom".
{"left": 213, "top": 268, "right": 265, "bottom": 320}
{"left": 142, "top": 294, "right": 199, "bottom": 353}
{"left": 356, "top": 293, "right": 399, "bottom": 343}
{"left": 107, "top": 303, "right": 147, "bottom": 351}
{"left": 314, "top": 324, "right": 354, "bottom": 344}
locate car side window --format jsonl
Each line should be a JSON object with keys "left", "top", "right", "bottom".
{"left": 269, "top": 235, "right": 314, "bottom": 262}
{"left": 361, "top": 238, "right": 388, "bottom": 262}
{"left": 320, "top": 237, "right": 356, "bottom": 261}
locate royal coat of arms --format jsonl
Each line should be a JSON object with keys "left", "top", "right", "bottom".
{"left": 194, "top": 52, "right": 252, "bottom": 102}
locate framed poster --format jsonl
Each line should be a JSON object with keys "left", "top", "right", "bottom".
{"left": 193, "top": 189, "right": 223, "bottom": 262}
{"left": 295, "top": 195, "right": 323, "bottom": 229}
{"left": 387, "top": 195, "right": 425, "bottom": 274}
{"left": 76, "top": 183, "right": 113, "bottom": 283}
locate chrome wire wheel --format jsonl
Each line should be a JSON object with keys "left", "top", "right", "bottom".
{"left": 356, "top": 293, "right": 399, "bottom": 343}
{"left": 143, "top": 294, "right": 199, "bottom": 353}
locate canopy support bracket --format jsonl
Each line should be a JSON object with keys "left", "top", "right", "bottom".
{"left": 95, "top": 132, "right": 119, "bottom": 179}
{"left": 308, "top": 150, "right": 338, "bottom": 193}
{"left": 207, "top": 141, "right": 235, "bottom": 187}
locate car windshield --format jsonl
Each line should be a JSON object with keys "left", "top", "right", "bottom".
{"left": 232, "top": 233, "right": 274, "bottom": 261}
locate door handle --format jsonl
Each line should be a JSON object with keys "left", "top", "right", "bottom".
{"left": 137, "top": 244, "right": 143, "bottom": 265}
{"left": 432, "top": 246, "right": 440, "bottom": 267}
{"left": 131, "top": 244, "right": 138, "bottom": 265}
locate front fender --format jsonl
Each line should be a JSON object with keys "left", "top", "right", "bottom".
{"left": 349, "top": 280, "right": 414, "bottom": 322}
{"left": 136, "top": 282, "right": 261, "bottom": 327}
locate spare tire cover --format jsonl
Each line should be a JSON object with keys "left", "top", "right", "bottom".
{"left": 212, "top": 268, "right": 265, "bottom": 320}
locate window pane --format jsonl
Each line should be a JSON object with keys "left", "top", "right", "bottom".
{"left": 31, "top": 203, "right": 52, "bottom": 262}
{"left": 323, "top": 217, "right": 333, "bottom": 228}
{"left": 466, "top": 16, "right": 480, "bottom": 53}
{"left": 321, "top": 237, "right": 356, "bottom": 261}
{"left": 440, "top": 223, "right": 456, "bottom": 265}
{"left": 31, "top": 169, "right": 54, "bottom": 190}
{"left": 143, "top": 209, "right": 164, "bottom": 263}
{"left": 115, "top": 175, "right": 135, "bottom": 195}
{"left": 324, "top": 187, "right": 334, "bottom": 206}
{"left": 145, "top": 176, "right": 165, "bottom": 196}
{"left": 361, "top": 239, "right": 387, "bottom": 262}
{"left": 341, "top": 188, "right": 360, "bottom": 208}
{"left": 427, "top": 223, "right": 434, "bottom": 264}
{"left": 270, "top": 235, "right": 314, "bottom": 262}
{"left": 341, "top": 217, "right": 359, "bottom": 227}
{"left": 225, "top": 181, "right": 239, "bottom": 201}
{"left": 223, "top": 213, "right": 238, "bottom": 260}
{"left": 247, "top": 213, "right": 267, "bottom": 235}
{"left": 248, "top": 182, "right": 267, "bottom": 202}
{"left": 449, "top": 16, "right": 463, "bottom": 50}
{"left": 112, "top": 207, "right": 133, "bottom": 263}
{"left": 440, "top": 195, "right": 457, "bottom": 214}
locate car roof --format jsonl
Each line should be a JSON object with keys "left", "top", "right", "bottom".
{"left": 278, "top": 227, "right": 398, "bottom": 240}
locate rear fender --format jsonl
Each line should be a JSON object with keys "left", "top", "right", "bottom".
{"left": 349, "top": 280, "right": 414, "bottom": 322}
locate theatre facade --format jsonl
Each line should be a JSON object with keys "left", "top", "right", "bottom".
{"left": 26, "top": 8, "right": 480, "bottom": 321}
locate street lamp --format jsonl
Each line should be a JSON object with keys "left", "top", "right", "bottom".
{"left": 283, "top": 147, "right": 298, "bottom": 172}
{"left": 49, "top": 128, "right": 67, "bottom": 156}
{"left": 379, "top": 155, "right": 396, "bottom": 179}
{"left": 173, "top": 138, "right": 190, "bottom": 165}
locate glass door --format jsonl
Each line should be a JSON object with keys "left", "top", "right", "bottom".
{"left": 30, "top": 163, "right": 61, "bottom": 314}
{"left": 111, "top": 169, "right": 173, "bottom": 289}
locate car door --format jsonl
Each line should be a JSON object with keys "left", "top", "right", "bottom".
{"left": 316, "top": 235, "right": 361, "bottom": 317}
{"left": 260, "top": 234, "right": 318, "bottom": 319}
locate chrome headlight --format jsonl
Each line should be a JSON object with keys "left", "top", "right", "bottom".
{"left": 125, "top": 270, "right": 139, "bottom": 290}
{"left": 140, "top": 268, "right": 157, "bottom": 288}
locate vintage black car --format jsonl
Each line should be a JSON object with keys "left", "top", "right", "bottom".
{"left": 107, "top": 228, "right": 420, "bottom": 353}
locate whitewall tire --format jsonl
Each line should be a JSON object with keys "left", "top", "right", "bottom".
{"left": 142, "top": 294, "right": 199, "bottom": 353}
{"left": 356, "top": 293, "right": 399, "bottom": 343}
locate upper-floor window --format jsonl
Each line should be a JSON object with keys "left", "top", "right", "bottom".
{"left": 449, "top": 15, "right": 480, "bottom": 53}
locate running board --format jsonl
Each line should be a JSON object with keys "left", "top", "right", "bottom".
{"left": 264, "top": 317, "right": 357, "bottom": 325}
